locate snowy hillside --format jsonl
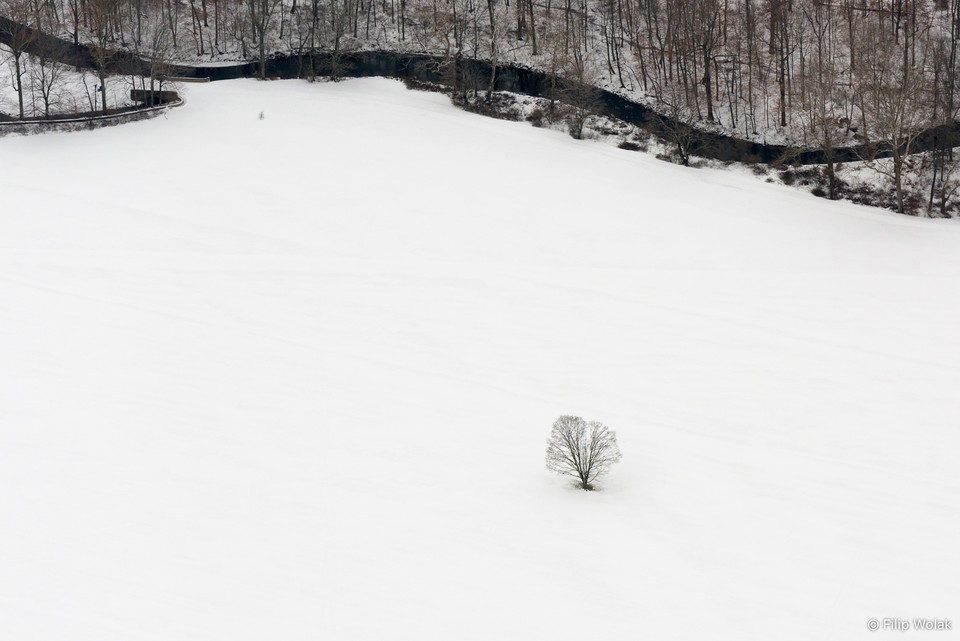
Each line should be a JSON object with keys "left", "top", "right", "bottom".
{"left": 1, "top": 78, "right": 958, "bottom": 640}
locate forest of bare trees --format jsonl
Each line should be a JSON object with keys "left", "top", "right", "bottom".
{"left": 5, "top": 0, "right": 960, "bottom": 212}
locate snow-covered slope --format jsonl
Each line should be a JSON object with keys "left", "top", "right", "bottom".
{"left": 1, "top": 78, "right": 958, "bottom": 641}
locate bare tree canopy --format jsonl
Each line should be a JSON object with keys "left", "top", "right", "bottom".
{"left": 546, "top": 415, "right": 622, "bottom": 491}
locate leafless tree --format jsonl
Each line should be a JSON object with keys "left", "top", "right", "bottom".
{"left": 27, "top": 0, "right": 69, "bottom": 117}
{"left": 326, "top": 0, "right": 355, "bottom": 80}
{"left": 86, "top": 0, "right": 120, "bottom": 112}
{"left": 246, "top": 0, "right": 283, "bottom": 78}
{"left": 136, "top": 7, "right": 175, "bottom": 104}
{"left": 285, "top": 0, "right": 315, "bottom": 78}
{"left": 558, "top": 23, "right": 602, "bottom": 139}
{"left": 480, "top": 0, "right": 505, "bottom": 100}
{"left": 546, "top": 415, "right": 622, "bottom": 491}
{"left": 1, "top": 0, "right": 36, "bottom": 118}
{"left": 649, "top": 70, "right": 700, "bottom": 165}
{"left": 856, "top": 24, "right": 933, "bottom": 214}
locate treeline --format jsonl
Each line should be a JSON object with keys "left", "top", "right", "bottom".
{"left": 4, "top": 0, "right": 960, "bottom": 212}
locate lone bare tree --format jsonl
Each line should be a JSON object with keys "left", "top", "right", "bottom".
{"left": 546, "top": 415, "right": 622, "bottom": 490}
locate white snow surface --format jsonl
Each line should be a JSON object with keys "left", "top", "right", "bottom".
{"left": 1, "top": 78, "right": 958, "bottom": 641}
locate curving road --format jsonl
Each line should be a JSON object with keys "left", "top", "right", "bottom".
{"left": 2, "top": 14, "right": 956, "bottom": 165}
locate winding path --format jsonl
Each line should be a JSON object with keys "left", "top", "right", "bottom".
{"left": 2, "top": 14, "right": 955, "bottom": 165}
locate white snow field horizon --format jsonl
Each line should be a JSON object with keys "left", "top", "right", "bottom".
{"left": 2, "top": 78, "right": 958, "bottom": 640}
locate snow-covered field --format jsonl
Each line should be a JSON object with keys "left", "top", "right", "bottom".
{"left": 1, "top": 78, "right": 958, "bottom": 640}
